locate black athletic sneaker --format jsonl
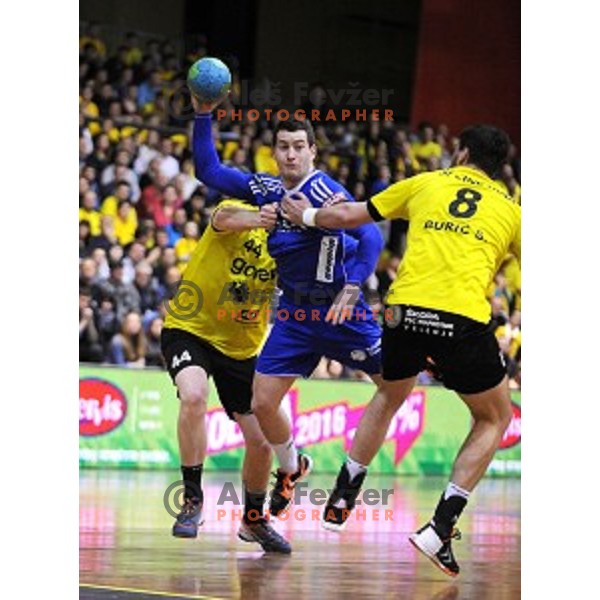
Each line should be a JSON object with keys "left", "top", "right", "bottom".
{"left": 269, "top": 454, "right": 313, "bottom": 517}
{"left": 172, "top": 497, "right": 204, "bottom": 538}
{"left": 238, "top": 517, "right": 292, "bottom": 554}
{"left": 322, "top": 463, "right": 367, "bottom": 531}
{"left": 409, "top": 521, "right": 462, "bottom": 577}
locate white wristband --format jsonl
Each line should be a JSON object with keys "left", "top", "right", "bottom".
{"left": 302, "top": 208, "right": 319, "bottom": 227}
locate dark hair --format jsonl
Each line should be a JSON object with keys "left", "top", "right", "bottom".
{"left": 273, "top": 119, "right": 316, "bottom": 146}
{"left": 458, "top": 124, "right": 510, "bottom": 178}
{"left": 98, "top": 290, "right": 115, "bottom": 304}
{"left": 135, "top": 223, "right": 154, "bottom": 237}
{"left": 116, "top": 180, "right": 131, "bottom": 188}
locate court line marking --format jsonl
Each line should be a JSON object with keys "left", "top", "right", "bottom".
{"left": 79, "top": 582, "right": 224, "bottom": 600}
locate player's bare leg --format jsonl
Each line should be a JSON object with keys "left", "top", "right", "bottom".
{"left": 349, "top": 375, "right": 416, "bottom": 465}
{"left": 251, "top": 373, "right": 313, "bottom": 516}
{"left": 172, "top": 366, "right": 209, "bottom": 537}
{"left": 235, "top": 412, "right": 291, "bottom": 553}
{"left": 451, "top": 377, "right": 513, "bottom": 489}
{"left": 251, "top": 373, "right": 296, "bottom": 445}
{"left": 323, "top": 375, "right": 417, "bottom": 531}
{"left": 409, "top": 376, "right": 513, "bottom": 577}
{"left": 235, "top": 413, "right": 273, "bottom": 495}
{"left": 176, "top": 366, "right": 209, "bottom": 466}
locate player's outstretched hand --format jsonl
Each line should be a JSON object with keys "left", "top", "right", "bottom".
{"left": 259, "top": 203, "right": 278, "bottom": 230}
{"left": 281, "top": 192, "right": 312, "bottom": 225}
{"left": 189, "top": 90, "right": 229, "bottom": 114}
{"left": 326, "top": 283, "right": 361, "bottom": 325}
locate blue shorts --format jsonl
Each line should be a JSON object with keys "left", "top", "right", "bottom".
{"left": 256, "top": 299, "right": 382, "bottom": 377}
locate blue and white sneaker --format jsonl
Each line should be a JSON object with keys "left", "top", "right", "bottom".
{"left": 172, "top": 498, "right": 204, "bottom": 538}
{"left": 238, "top": 517, "right": 292, "bottom": 554}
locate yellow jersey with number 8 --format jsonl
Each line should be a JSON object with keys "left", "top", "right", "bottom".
{"left": 163, "top": 200, "right": 277, "bottom": 359}
{"left": 369, "top": 166, "right": 521, "bottom": 323}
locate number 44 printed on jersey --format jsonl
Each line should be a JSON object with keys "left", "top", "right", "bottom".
{"left": 171, "top": 350, "right": 192, "bottom": 369}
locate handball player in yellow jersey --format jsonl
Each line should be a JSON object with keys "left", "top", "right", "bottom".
{"left": 282, "top": 124, "right": 521, "bottom": 576}
{"left": 160, "top": 198, "right": 292, "bottom": 553}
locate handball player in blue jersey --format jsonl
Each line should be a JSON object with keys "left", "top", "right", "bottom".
{"left": 189, "top": 95, "right": 385, "bottom": 516}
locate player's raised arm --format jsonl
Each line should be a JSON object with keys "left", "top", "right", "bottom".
{"left": 211, "top": 202, "right": 278, "bottom": 233}
{"left": 190, "top": 95, "right": 255, "bottom": 201}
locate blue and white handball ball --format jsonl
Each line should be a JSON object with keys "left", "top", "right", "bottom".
{"left": 187, "top": 57, "right": 232, "bottom": 102}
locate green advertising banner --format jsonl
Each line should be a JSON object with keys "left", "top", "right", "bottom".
{"left": 79, "top": 365, "right": 521, "bottom": 476}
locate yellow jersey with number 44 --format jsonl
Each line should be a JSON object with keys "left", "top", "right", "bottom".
{"left": 163, "top": 200, "right": 277, "bottom": 359}
{"left": 368, "top": 166, "right": 521, "bottom": 323}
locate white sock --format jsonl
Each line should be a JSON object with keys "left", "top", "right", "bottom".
{"left": 345, "top": 456, "right": 368, "bottom": 481}
{"left": 444, "top": 481, "right": 471, "bottom": 501}
{"left": 272, "top": 437, "right": 298, "bottom": 473}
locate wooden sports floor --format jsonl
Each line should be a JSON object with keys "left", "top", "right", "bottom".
{"left": 80, "top": 469, "right": 520, "bottom": 599}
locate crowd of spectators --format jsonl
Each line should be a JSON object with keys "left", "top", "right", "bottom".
{"left": 79, "top": 24, "right": 521, "bottom": 388}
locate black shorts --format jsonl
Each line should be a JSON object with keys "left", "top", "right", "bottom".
{"left": 382, "top": 305, "right": 506, "bottom": 394}
{"left": 160, "top": 327, "right": 256, "bottom": 420}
